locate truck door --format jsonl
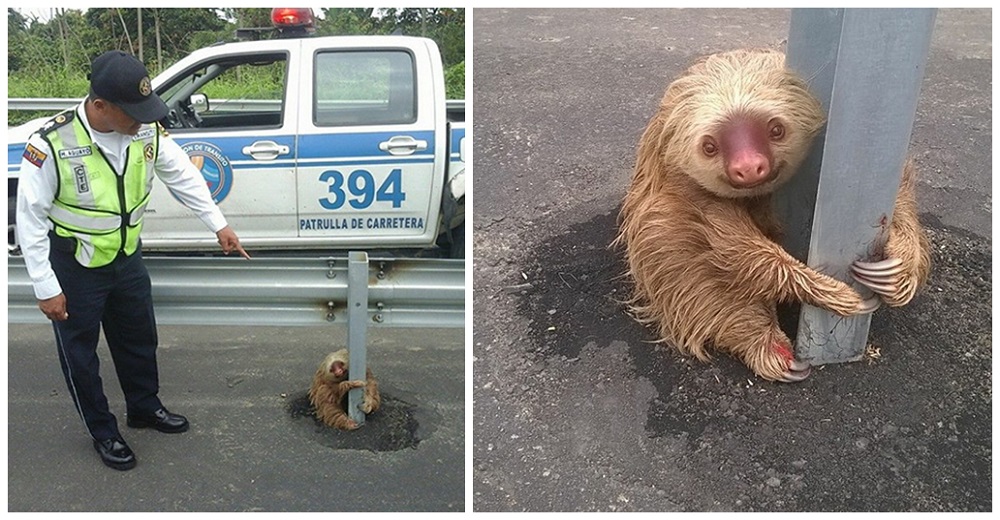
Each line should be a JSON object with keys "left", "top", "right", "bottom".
{"left": 295, "top": 37, "right": 447, "bottom": 249}
{"left": 141, "top": 47, "right": 300, "bottom": 249}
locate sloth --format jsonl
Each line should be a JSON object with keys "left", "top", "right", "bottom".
{"left": 308, "top": 349, "right": 381, "bottom": 430}
{"left": 615, "top": 48, "right": 930, "bottom": 382}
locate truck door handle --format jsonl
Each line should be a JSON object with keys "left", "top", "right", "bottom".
{"left": 378, "top": 136, "right": 428, "bottom": 156}
{"left": 241, "top": 141, "right": 290, "bottom": 161}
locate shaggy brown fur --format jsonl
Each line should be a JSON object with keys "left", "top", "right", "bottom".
{"left": 615, "top": 48, "right": 930, "bottom": 382}
{"left": 879, "top": 158, "right": 932, "bottom": 306}
{"left": 308, "top": 349, "right": 381, "bottom": 430}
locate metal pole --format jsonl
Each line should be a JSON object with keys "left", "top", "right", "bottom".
{"left": 779, "top": 8, "right": 936, "bottom": 364}
{"left": 347, "top": 251, "right": 369, "bottom": 425}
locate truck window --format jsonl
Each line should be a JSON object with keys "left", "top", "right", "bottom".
{"left": 159, "top": 53, "right": 289, "bottom": 131}
{"left": 313, "top": 50, "right": 417, "bottom": 126}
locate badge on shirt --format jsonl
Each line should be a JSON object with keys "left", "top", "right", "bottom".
{"left": 74, "top": 165, "right": 90, "bottom": 194}
{"left": 144, "top": 144, "right": 155, "bottom": 161}
{"left": 23, "top": 144, "right": 48, "bottom": 168}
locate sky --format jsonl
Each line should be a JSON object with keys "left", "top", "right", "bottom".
{"left": 15, "top": 8, "right": 59, "bottom": 22}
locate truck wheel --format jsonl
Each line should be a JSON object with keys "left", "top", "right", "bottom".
{"left": 450, "top": 223, "right": 465, "bottom": 259}
{"left": 8, "top": 195, "right": 20, "bottom": 255}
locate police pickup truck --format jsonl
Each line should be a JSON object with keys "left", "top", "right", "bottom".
{"left": 8, "top": 21, "right": 465, "bottom": 258}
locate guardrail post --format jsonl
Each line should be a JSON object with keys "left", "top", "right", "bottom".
{"left": 7, "top": 255, "right": 465, "bottom": 327}
{"left": 777, "top": 8, "right": 936, "bottom": 364}
{"left": 347, "top": 251, "right": 369, "bottom": 426}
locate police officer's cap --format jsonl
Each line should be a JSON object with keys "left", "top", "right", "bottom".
{"left": 89, "top": 51, "right": 168, "bottom": 124}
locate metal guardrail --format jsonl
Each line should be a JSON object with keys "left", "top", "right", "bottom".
{"left": 8, "top": 98, "right": 467, "bottom": 115}
{"left": 8, "top": 98, "right": 82, "bottom": 112}
{"left": 8, "top": 254, "right": 465, "bottom": 329}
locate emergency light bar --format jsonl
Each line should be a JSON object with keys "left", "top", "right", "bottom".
{"left": 271, "top": 8, "right": 315, "bottom": 32}
{"left": 236, "top": 8, "right": 315, "bottom": 40}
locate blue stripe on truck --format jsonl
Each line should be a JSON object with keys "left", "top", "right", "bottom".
{"left": 9, "top": 130, "right": 443, "bottom": 172}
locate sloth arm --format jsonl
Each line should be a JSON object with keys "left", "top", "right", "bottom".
{"left": 703, "top": 204, "right": 863, "bottom": 315}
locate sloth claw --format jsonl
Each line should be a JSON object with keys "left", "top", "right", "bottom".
{"left": 858, "top": 295, "right": 882, "bottom": 313}
{"left": 852, "top": 262, "right": 904, "bottom": 278}
{"left": 788, "top": 359, "right": 810, "bottom": 372}
{"left": 851, "top": 273, "right": 896, "bottom": 295}
{"left": 852, "top": 272, "right": 898, "bottom": 296}
{"left": 851, "top": 257, "right": 908, "bottom": 306}
{"left": 768, "top": 342, "right": 810, "bottom": 383}
{"left": 779, "top": 365, "right": 811, "bottom": 383}
{"left": 853, "top": 257, "right": 903, "bottom": 271}
{"left": 774, "top": 357, "right": 811, "bottom": 383}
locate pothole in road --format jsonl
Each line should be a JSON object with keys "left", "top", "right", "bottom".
{"left": 287, "top": 391, "right": 426, "bottom": 452}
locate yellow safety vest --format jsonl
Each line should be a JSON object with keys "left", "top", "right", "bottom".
{"left": 41, "top": 110, "right": 159, "bottom": 267}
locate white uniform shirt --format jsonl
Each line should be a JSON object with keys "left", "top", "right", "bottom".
{"left": 16, "top": 102, "right": 229, "bottom": 300}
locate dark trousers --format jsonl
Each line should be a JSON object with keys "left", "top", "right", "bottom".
{"left": 49, "top": 240, "right": 162, "bottom": 441}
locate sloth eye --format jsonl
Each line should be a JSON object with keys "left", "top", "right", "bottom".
{"left": 701, "top": 139, "right": 718, "bottom": 157}
{"left": 769, "top": 121, "right": 785, "bottom": 140}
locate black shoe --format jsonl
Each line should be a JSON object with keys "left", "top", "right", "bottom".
{"left": 126, "top": 407, "right": 190, "bottom": 433}
{"left": 93, "top": 437, "right": 137, "bottom": 471}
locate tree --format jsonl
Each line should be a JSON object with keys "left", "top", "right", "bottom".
{"left": 8, "top": 8, "right": 29, "bottom": 72}
{"left": 154, "top": 9, "right": 162, "bottom": 73}
{"left": 430, "top": 8, "right": 465, "bottom": 68}
{"left": 318, "top": 8, "right": 382, "bottom": 36}
{"left": 82, "top": 8, "right": 226, "bottom": 72}
{"left": 373, "top": 8, "right": 465, "bottom": 68}
{"left": 8, "top": 7, "right": 464, "bottom": 112}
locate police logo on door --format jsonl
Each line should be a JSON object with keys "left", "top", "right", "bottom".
{"left": 180, "top": 141, "right": 233, "bottom": 203}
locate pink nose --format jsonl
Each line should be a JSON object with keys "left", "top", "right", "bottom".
{"left": 726, "top": 153, "right": 771, "bottom": 188}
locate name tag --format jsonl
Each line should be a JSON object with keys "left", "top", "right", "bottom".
{"left": 132, "top": 128, "right": 156, "bottom": 141}
{"left": 58, "top": 146, "right": 93, "bottom": 159}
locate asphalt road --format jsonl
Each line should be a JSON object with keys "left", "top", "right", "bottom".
{"left": 8, "top": 325, "right": 464, "bottom": 511}
{"left": 472, "top": 8, "right": 991, "bottom": 512}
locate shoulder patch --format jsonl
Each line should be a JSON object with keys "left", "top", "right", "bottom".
{"left": 23, "top": 143, "right": 48, "bottom": 168}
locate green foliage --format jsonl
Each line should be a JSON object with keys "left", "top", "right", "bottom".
{"left": 445, "top": 61, "right": 466, "bottom": 100}
{"left": 7, "top": 10, "right": 119, "bottom": 125}
{"left": 9, "top": 9, "right": 101, "bottom": 77}
{"left": 426, "top": 9, "right": 465, "bottom": 69}
{"left": 367, "top": 8, "right": 465, "bottom": 68}
{"left": 318, "top": 8, "right": 381, "bottom": 36}
{"left": 8, "top": 70, "right": 90, "bottom": 98}
{"left": 199, "top": 61, "right": 288, "bottom": 101}
{"left": 227, "top": 8, "right": 274, "bottom": 30}
{"left": 82, "top": 8, "right": 227, "bottom": 73}
{"left": 8, "top": 8, "right": 228, "bottom": 77}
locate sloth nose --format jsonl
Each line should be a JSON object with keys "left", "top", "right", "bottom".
{"left": 727, "top": 153, "right": 771, "bottom": 188}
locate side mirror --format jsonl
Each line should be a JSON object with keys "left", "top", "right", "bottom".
{"left": 190, "top": 93, "right": 209, "bottom": 114}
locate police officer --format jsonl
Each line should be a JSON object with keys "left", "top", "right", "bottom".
{"left": 16, "top": 50, "right": 251, "bottom": 471}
